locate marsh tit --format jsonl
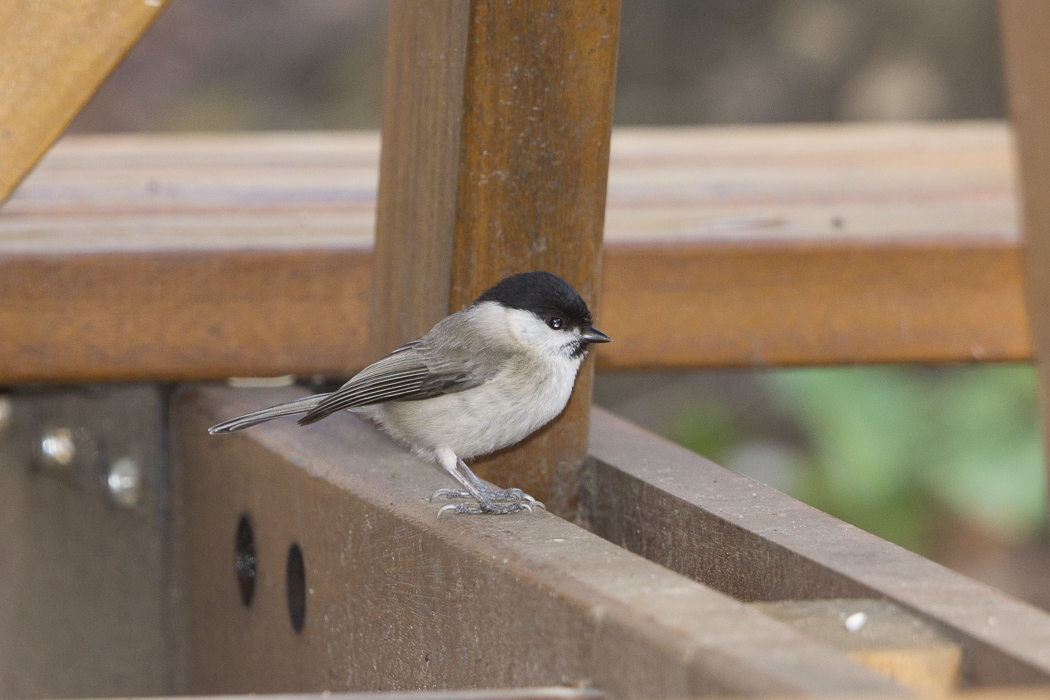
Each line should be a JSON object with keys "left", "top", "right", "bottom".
{"left": 209, "top": 271, "right": 611, "bottom": 515}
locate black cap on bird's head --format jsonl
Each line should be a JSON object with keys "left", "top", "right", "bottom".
{"left": 473, "top": 271, "right": 611, "bottom": 345}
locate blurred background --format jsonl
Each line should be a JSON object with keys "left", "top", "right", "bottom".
{"left": 68, "top": 0, "right": 1048, "bottom": 608}
{"left": 69, "top": 0, "right": 1005, "bottom": 132}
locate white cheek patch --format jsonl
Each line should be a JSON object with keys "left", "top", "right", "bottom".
{"left": 503, "top": 308, "right": 578, "bottom": 357}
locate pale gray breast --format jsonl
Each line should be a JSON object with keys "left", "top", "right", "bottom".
{"left": 371, "top": 348, "right": 581, "bottom": 460}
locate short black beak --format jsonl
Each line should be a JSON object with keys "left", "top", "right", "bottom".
{"left": 581, "top": 326, "right": 611, "bottom": 344}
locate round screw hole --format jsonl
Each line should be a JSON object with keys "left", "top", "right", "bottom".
{"left": 286, "top": 543, "right": 306, "bottom": 634}
{"left": 234, "top": 514, "right": 256, "bottom": 607}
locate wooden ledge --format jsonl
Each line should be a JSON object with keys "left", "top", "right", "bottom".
{"left": 173, "top": 386, "right": 1050, "bottom": 692}
{"left": 174, "top": 385, "right": 906, "bottom": 696}
{"left": 0, "top": 123, "right": 1029, "bottom": 383}
{"left": 583, "top": 408, "right": 1050, "bottom": 686}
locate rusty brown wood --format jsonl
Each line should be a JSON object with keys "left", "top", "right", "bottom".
{"left": 173, "top": 385, "right": 906, "bottom": 697}
{"left": 601, "top": 238, "right": 1028, "bottom": 369}
{"left": 999, "top": 1, "right": 1050, "bottom": 514}
{"left": 0, "top": 239, "right": 1026, "bottom": 383}
{"left": 580, "top": 408, "right": 1050, "bottom": 686}
{"left": 0, "top": 0, "right": 169, "bottom": 205}
{"left": 368, "top": 1, "right": 621, "bottom": 511}
{"left": 367, "top": 1, "right": 470, "bottom": 356}
{"left": 0, "top": 125, "right": 1029, "bottom": 384}
{"left": 0, "top": 250, "right": 372, "bottom": 383}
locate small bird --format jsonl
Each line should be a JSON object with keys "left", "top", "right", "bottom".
{"left": 209, "top": 271, "right": 611, "bottom": 515}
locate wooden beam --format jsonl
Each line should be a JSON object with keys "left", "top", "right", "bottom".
{"left": 0, "top": 0, "right": 169, "bottom": 205}
{"left": 0, "top": 386, "right": 168, "bottom": 697}
{"left": 753, "top": 599, "right": 962, "bottom": 696}
{"left": 0, "top": 250, "right": 373, "bottom": 383}
{"left": 175, "top": 387, "right": 1050, "bottom": 691}
{"left": 999, "top": 1, "right": 1050, "bottom": 513}
{"left": 582, "top": 408, "right": 1050, "bottom": 685}
{"left": 174, "top": 386, "right": 906, "bottom": 697}
{"left": 0, "top": 124, "right": 1029, "bottom": 384}
{"left": 601, "top": 238, "right": 1027, "bottom": 369}
{"left": 368, "top": 1, "right": 621, "bottom": 510}
{"left": 367, "top": 2, "right": 470, "bottom": 353}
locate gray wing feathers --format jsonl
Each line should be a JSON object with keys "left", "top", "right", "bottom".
{"left": 298, "top": 334, "right": 497, "bottom": 426}
{"left": 208, "top": 393, "right": 332, "bottom": 434}
{"left": 212, "top": 310, "right": 511, "bottom": 433}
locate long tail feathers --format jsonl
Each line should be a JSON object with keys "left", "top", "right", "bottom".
{"left": 208, "top": 393, "right": 332, "bottom": 434}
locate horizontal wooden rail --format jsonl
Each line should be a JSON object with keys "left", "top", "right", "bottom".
{"left": 582, "top": 410, "right": 1050, "bottom": 686}
{"left": 173, "top": 386, "right": 1050, "bottom": 694}
{"left": 174, "top": 386, "right": 906, "bottom": 697}
{"left": 0, "top": 123, "right": 1029, "bottom": 383}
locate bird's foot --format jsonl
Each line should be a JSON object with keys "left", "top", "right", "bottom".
{"left": 438, "top": 499, "right": 537, "bottom": 516}
{"left": 430, "top": 486, "right": 544, "bottom": 509}
{"left": 430, "top": 488, "right": 472, "bottom": 502}
{"left": 487, "top": 487, "right": 543, "bottom": 505}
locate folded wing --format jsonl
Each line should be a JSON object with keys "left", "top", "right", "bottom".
{"left": 297, "top": 340, "right": 495, "bottom": 426}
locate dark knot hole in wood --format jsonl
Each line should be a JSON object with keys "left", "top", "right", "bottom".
{"left": 286, "top": 542, "right": 306, "bottom": 634}
{"left": 234, "top": 512, "right": 256, "bottom": 608}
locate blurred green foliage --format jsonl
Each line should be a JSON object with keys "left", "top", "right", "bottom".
{"left": 670, "top": 365, "right": 1046, "bottom": 554}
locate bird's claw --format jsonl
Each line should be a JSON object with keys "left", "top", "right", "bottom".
{"left": 436, "top": 500, "right": 537, "bottom": 516}
{"left": 430, "top": 487, "right": 544, "bottom": 512}
{"left": 430, "top": 488, "right": 472, "bottom": 502}
{"left": 496, "top": 491, "right": 544, "bottom": 509}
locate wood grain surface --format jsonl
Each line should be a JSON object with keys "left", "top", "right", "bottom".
{"left": 752, "top": 599, "right": 962, "bottom": 695}
{"left": 0, "top": 0, "right": 169, "bottom": 205}
{"left": 174, "top": 386, "right": 906, "bottom": 697}
{"left": 999, "top": 0, "right": 1050, "bottom": 498}
{"left": 368, "top": 1, "right": 621, "bottom": 511}
{"left": 0, "top": 123, "right": 1028, "bottom": 385}
{"left": 0, "top": 250, "right": 372, "bottom": 383}
{"left": 602, "top": 238, "right": 1027, "bottom": 369}
{"left": 584, "top": 407, "right": 1050, "bottom": 686}
{"left": 367, "top": 1, "right": 471, "bottom": 357}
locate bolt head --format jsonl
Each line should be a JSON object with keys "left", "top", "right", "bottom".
{"left": 0, "top": 396, "right": 11, "bottom": 433}
{"left": 40, "top": 428, "right": 76, "bottom": 468}
{"left": 107, "top": 456, "right": 141, "bottom": 508}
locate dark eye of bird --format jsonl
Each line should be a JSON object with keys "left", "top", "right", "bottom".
{"left": 548, "top": 317, "right": 564, "bottom": 330}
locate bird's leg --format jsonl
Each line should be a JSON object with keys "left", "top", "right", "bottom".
{"left": 454, "top": 460, "right": 543, "bottom": 505}
{"left": 431, "top": 458, "right": 544, "bottom": 506}
{"left": 432, "top": 452, "right": 542, "bottom": 515}
{"left": 430, "top": 464, "right": 505, "bottom": 500}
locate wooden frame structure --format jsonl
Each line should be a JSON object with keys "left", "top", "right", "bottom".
{"left": 3, "top": 0, "right": 1050, "bottom": 698}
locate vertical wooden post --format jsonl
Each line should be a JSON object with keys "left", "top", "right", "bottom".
{"left": 369, "top": 0, "right": 621, "bottom": 513}
{"left": 999, "top": 1, "right": 1050, "bottom": 509}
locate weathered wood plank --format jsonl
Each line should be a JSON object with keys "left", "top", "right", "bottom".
{"left": 999, "top": 0, "right": 1050, "bottom": 519}
{"left": 580, "top": 408, "right": 1050, "bottom": 686}
{"left": 368, "top": 1, "right": 621, "bottom": 510}
{"left": 173, "top": 385, "right": 905, "bottom": 697}
{"left": 0, "top": 386, "right": 168, "bottom": 698}
{"left": 602, "top": 238, "right": 1027, "bottom": 369}
{"left": 367, "top": 1, "right": 470, "bottom": 356}
{"left": 753, "top": 599, "right": 962, "bottom": 696}
{"left": 0, "top": 0, "right": 169, "bottom": 205}
{"left": 0, "top": 124, "right": 1029, "bottom": 383}
{"left": 0, "top": 250, "right": 372, "bottom": 383}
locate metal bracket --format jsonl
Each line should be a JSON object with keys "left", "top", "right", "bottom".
{"left": 3, "top": 384, "right": 167, "bottom": 523}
